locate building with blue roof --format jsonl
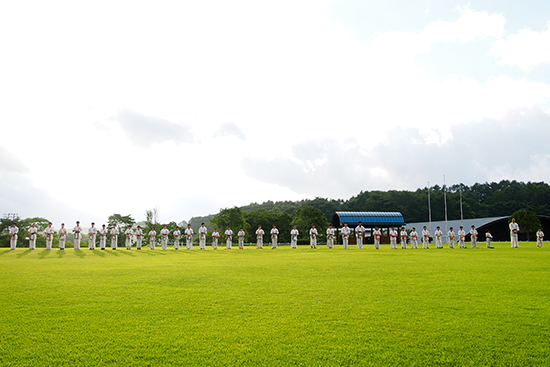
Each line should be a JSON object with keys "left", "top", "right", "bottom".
{"left": 331, "top": 211, "right": 406, "bottom": 244}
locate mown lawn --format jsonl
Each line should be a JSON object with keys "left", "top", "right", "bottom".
{"left": 0, "top": 243, "right": 548, "bottom": 366}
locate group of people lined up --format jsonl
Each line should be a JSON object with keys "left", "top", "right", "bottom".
{"left": 6, "top": 218, "right": 544, "bottom": 250}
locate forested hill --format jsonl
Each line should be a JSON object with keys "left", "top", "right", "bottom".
{"left": 239, "top": 180, "right": 550, "bottom": 223}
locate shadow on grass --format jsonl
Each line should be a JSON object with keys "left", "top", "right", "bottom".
{"left": 74, "top": 250, "right": 86, "bottom": 259}
{"left": 16, "top": 249, "right": 32, "bottom": 258}
{"left": 104, "top": 249, "right": 120, "bottom": 256}
{"left": 0, "top": 249, "right": 13, "bottom": 257}
{"left": 91, "top": 249, "right": 106, "bottom": 257}
{"left": 38, "top": 249, "right": 52, "bottom": 259}
{"left": 117, "top": 249, "right": 136, "bottom": 257}
{"left": 56, "top": 249, "right": 66, "bottom": 258}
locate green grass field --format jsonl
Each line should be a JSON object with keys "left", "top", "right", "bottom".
{"left": 1, "top": 243, "right": 549, "bottom": 366}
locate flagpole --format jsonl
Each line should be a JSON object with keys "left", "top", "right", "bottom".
{"left": 428, "top": 181, "right": 432, "bottom": 236}
{"left": 460, "top": 183, "right": 464, "bottom": 227}
{"left": 444, "top": 175, "right": 448, "bottom": 243}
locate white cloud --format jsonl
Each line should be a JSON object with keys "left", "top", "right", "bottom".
{"left": 213, "top": 122, "right": 246, "bottom": 141}
{"left": 0, "top": 146, "right": 30, "bottom": 174}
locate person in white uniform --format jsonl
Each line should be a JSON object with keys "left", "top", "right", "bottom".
{"left": 237, "top": 227, "right": 245, "bottom": 249}
{"left": 73, "top": 221, "right": 82, "bottom": 250}
{"left": 509, "top": 218, "right": 520, "bottom": 248}
{"left": 110, "top": 224, "right": 119, "bottom": 250}
{"left": 125, "top": 225, "right": 133, "bottom": 250}
{"left": 198, "top": 223, "right": 207, "bottom": 250}
{"left": 537, "top": 228, "right": 544, "bottom": 248}
{"left": 271, "top": 224, "right": 279, "bottom": 249}
{"left": 326, "top": 224, "right": 335, "bottom": 249}
{"left": 410, "top": 227, "right": 418, "bottom": 249}
{"left": 225, "top": 226, "right": 233, "bottom": 249}
{"left": 400, "top": 227, "right": 408, "bottom": 249}
{"left": 28, "top": 223, "right": 37, "bottom": 250}
{"left": 470, "top": 225, "right": 478, "bottom": 249}
{"left": 485, "top": 230, "right": 494, "bottom": 249}
{"left": 255, "top": 225, "right": 264, "bottom": 249}
{"left": 373, "top": 226, "right": 381, "bottom": 249}
{"left": 434, "top": 226, "right": 443, "bottom": 249}
{"left": 148, "top": 227, "right": 157, "bottom": 250}
{"left": 355, "top": 222, "right": 366, "bottom": 249}
{"left": 458, "top": 226, "right": 466, "bottom": 248}
{"left": 212, "top": 228, "right": 220, "bottom": 249}
{"left": 185, "top": 224, "right": 194, "bottom": 250}
{"left": 88, "top": 222, "right": 97, "bottom": 250}
{"left": 160, "top": 225, "right": 169, "bottom": 250}
{"left": 9, "top": 223, "right": 19, "bottom": 250}
{"left": 173, "top": 226, "right": 181, "bottom": 250}
{"left": 290, "top": 225, "right": 299, "bottom": 249}
{"left": 45, "top": 222, "right": 54, "bottom": 250}
{"left": 99, "top": 224, "right": 107, "bottom": 250}
{"left": 58, "top": 223, "right": 67, "bottom": 250}
{"left": 422, "top": 226, "right": 430, "bottom": 249}
{"left": 309, "top": 224, "right": 318, "bottom": 249}
{"left": 135, "top": 225, "right": 143, "bottom": 250}
{"left": 340, "top": 223, "right": 351, "bottom": 249}
{"left": 389, "top": 227, "right": 398, "bottom": 249}
{"left": 447, "top": 227, "right": 455, "bottom": 249}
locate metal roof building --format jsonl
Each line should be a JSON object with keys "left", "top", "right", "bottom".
{"left": 332, "top": 212, "right": 405, "bottom": 228}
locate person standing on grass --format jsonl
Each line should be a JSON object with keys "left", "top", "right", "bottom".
{"left": 99, "top": 224, "right": 107, "bottom": 250}
{"left": 160, "top": 225, "right": 169, "bottom": 250}
{"left": 256, "top": 225, "right": 264, "bottom": 249}
{"left": 470, "top": 225, "right": 478, "bottom": 249}
{"left": 110, "top": 224, "right": 119, "bottom": 250}
{"left": 135, "top": 225, "right": 143, "bottom": 250}
{"left": 125, "top": 225, "right": 133, "bottom": 250}
{"left": 486, "top": 230, "right": 494, "bottom": 249}
{"left": 290, "top": 225, "right": 299, "bottom": 249}
{"left": 326, "top": 224, "right": 335, "bottom": 249}
{"left": 447, "top": 227, "right": 455, "bottom": 249}
{"left": 88, "top": 222, "right": 97, "bottom": 250}
{"left": 148, "top": 227, "right": 157, "bottom": 250}
{"left": 271, "top": 224, "right": 279, "bottom": 249}
{"left": 389, "top": 227, "right": 398, "bottom": 249}
{"left": 355, "top": 222, "right": 366, "bottom": 249}
{"left": 422, "top": 226, "right": 430, "bottom": 249}
{"left": 73, "top": 221, "right": 82, "bottom": 250}
{"left": 410, "top": 227, "right": 418, "bottom": 249}
{"left": 28, "top": 223, "right": 37, "bottom": 250}
{"left": 434, "top": 226, "right": 443, "bottom": 249}
{"left": 373, "top": 226, "right": 381, "bottom": 249}
{"left": 340, "top": 223, "right": 351, "bottom": 249}
{"left": 510, "top": 218, "right": 520, "bottom": 248}
{"left": 237, "top": 227, "right": 245, "bottom": 249}
{"left": 45, "top": 222, "right": 54, "bottom": 250}
{"left": 212, "top": 228, "right": 220, "bottom": 249}
{"left": 225, "top": 226, "right": 233, "bottom": 250}
{"left": 400, "top": 227, "right": 408, "bottom": 249}
{"left": 185, "top": 224, "right": 194, "bottom": 250}
{"left": 58, "top": 223, "right": 67, "bottom": 250}
{"left": 309, "top": 224, "right": 318, "bottom": 249}
{"left": 198, "top": 223, "right": 207, "bottom": 250}
{"left": 173, "top": 226, "right": 181, "bottom": 250}
{"left": 9, "top": 223, "right": 19, "bottom": 250}
{"left": 458, "top": 226, "right": 466, "bottom": 248}
{"left": 537, "top": 228, "right": 544, "bottom": 248}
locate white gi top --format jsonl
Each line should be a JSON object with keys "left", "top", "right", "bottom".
{"left": 73, "top": 225, "right": 82, "bottom": 238}
{"left": 88, "top": 226, "right": 97, "bottom": 236}
{"left": 326, "top": 228, "right": 335, "bottom": 237}
{"left": 134, "top": 229, "right": 143, "bottom": 237}
{"left": 400, "top": 230, "right": 407, "bottom": 238}
{"left": 125, "top": 228, "right": 134, "bottom": 236}
{"left": 198, "top": 226, "right": 208, "bottom": 236}
{"left": 486, "top": 232, "right": 493, "bottom": 239}
{"left": 28, "top": 226, "right": 37, "bottom": 238}
{"left": 410, "top": 230, "right": 418, "bottom": 239}
{"left": 355, "top": 225, "right": 365, "bottom": 236}
{"left": 470, "top": 229, "right": 478, "bottom": 237}
{"left": 173, "top": 230, "right": 181, "bottom": 238}
{"left": 160, "top": 228, "right": 169, "bottom": 237}
{"left": 422, "top": 229, "right": 430, "bottom": 238}
{"left": 290, "top": 229, "right": 299, "bottom": 238}
{"left": 340, "top": 226, "right": 351, "bottom": 236}
{"left": 447, "top": 230, "right": 455, "bottom": 239}
{"left": 434, "top": 229, "right": 442, "bottom": 239}
{"left": 110, "top": 227, "right": 119, "bottom": 236}
{"left": 537, "top": 230, "right": 544, "bottom": 239}
{"left": 148, "top": 230, "right": 157, "bottom": 237}
{"left": 45, "top": 225, "right": 55, "bottom": 238}
{"left": 509, "top": 222, "right": 519, "bottom": 233}
{"left": 9, "top": 226, "right": 19, "bottom": 235}
{"left": 225, "top": 229, "right": 233, "bottom": 237}
{"left": 389, "top": 229, "right": 398, "bottom": 238}
{"left": 270, "top": 228, "right": 279, "bottom": 237}
{"left": 184, "top": 228, "right": 193, "bottom": 237}
{"left": 373, "top": 229, "right": 382, "bottom": 239}
{"left": 309, "top": 228, "right": 318, "bottom": 237}
{"left": 238, "top": 230, "right": 245, "bottom": 238}
{"left": 59, "top": 227, "right": 67, "bottom": 239}
{"left": 99, "top": 228, "right": 108, "bottom": 237}
{"left": 256, "top": 229, "right": 265, "bottom": 236}
{"left": 458, "top": 229, "right": 466, "bottom": 238}
{"left": 212, "top": 231, "right": 220, "bottom": 238}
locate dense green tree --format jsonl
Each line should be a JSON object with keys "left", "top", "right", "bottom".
{"left": 291, "top": 206, "right": 329, "bottom": 240}
{"left": 212, "top": 207, "right": 247, "bottom": 240}
{"left": 108, "top": 214, "right": 136, "bottom": 248}
{"left": 243, "top": 210, "right": 293, "bottom": 243}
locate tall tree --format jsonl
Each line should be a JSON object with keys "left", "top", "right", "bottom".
{"left": 212, "top": 207, "right": 247, "bottom": 236}
{"left": 291, "top": 206, "right": 329, "bottom": 240}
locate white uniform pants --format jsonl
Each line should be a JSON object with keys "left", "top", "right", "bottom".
{"left": 459, "top": 238, "right": 465, "bottom": 248}
{"left": 390, "top": 237, "right": 396, "bottom": 249}
{"left": 46, "top": 236, "right": 53, "bottom": 250}
{"left": 10, "top": 235, "right": 18, "bottom": 250}
{"left": 126, "top": 236, "right": 132, "bottom": 248}
{"left": 199, "top": 235, "right": 206, "bottom": 249}
{"left": 356, "top": 236, "right": 363, "bottom": 249}
{"left": 29, "top": 235, "right": 36, "bottom": 249}
{"left": 271, "top": 236, "right": 277, "bottom": 249}
{"left": 471, "top": 237, "right": 477, "bottom": 248}
{"left": 149, "top": 238, "right": 155, "bottom": 249}
{"left": 226, "top": 238, "right": 232, "bottom": 249}
{"left": 238, "top": 238, "right": 244, "bottom": 249}
{"left": 174, "top": 238, "right": 180, "bottom": 249}
{"left": 74, "top": 235, "right": 81, "bottom": 250}
{"left": 111, "top": 236, "right": 117, "bottom": 249}
{"left": 411, "top": 238, "right": 418, "bottom": 249}
{"left": 59, "top": 237, "right": 66, "bottom": 249}
{"left": 486, "top": 239, "right": 492, "bottom": 248}
{"left": 537, "top": 238, "right": 544, "bottom": 247}
{"left": 136, "top": 237, "right": 142, "bottom": 249}
{"left": 511, "top": 233, "right": 518, "bottom": 248}
{"left": 256, "top": 236, "right": 263, "bottom": 248}
{"left": 423, "top": 238, "right": 429, "bottom": 249}
{"left": 88, "top": 235, "right": 96, "bottom": 249}
{"left": 436, "top": 238, "right": 442, "bottom": 248}
{"left": 161, "top": 237, "right": 168, "bottom": 250}
{"left": 343, "top": 236, "right": 349, "bottom": 249}
{"left": 401, "top": 237, "right": 407, "bottom": 249}
{"left": 448, "top": 238, "right": 454, "bottom": 248}
{"left": 99, "top": 236, "right": 106, "bottom": 249}
{"left": 186, "top": 237, "right": 193, "bottom": 249}
{"left": 374, "top": 237, "right": 380, "bottom": 249}
{"left": 291, "top": 237, "right": 297, "bottom": 248}
{"left": 212, "top": 238, "right": 218, "bottom": 249}
{"left": 327, "top": 237, "right": 333, "bottom": 248}
{"left": 310, "top": 237, "right": 316, "bottom": 248}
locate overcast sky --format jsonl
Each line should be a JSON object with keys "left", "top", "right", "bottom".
{"left": 1, "top": 0, "right": 549, "bottom": 226}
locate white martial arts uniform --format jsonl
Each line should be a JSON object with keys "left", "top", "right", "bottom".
{"left": 271, "top": 228, "right": 279, "bottom": 249}
{"left": 340, "top": 226, "right": 351, "bottom": 249}
{"left": 470, "top": 229, "right": 478, "bottom": 248}
{"left": 45, "top": 225, "right": 54, "bottom": 250}
{"left": 9, "top": 225, "right": 18, "bottom": 250}
{"left": 148, "top": 230, "right": 157, "bottom": 249}
{"left": 225, "top": 229, "right": 233, "bottom": 249}
{"left": 458, "top": 229, "right": 466, "bottom": 248}
{"left": 173, "top": 230, "right": 181, "bottom": 249}
{"left": 435, "top": 229, "right": 443, "bottom": 249}
{"left": 326, "top": 227, "right": 335, "bottom": 248}
{"left": 400, "top": 230, "right": 408, "bottom": 249}
{"left": 58, "top": 226, "right": 67, "bottom": 250}
{"left": 510, "top": 221, "right": 520, "bottom": 248}
{"left": 373, "top": 229, "right": 381, "bottom": 249}
{"left": 422, "top": 229, "right": 430, "bottom": 249}
{"left": 73, "top": 225, "right": 82, "bottom": 250}
{"left": 185, "top": 228, "right": 194, "bottom": 249}
{"left": 290, "top": 229, "right": 299, "bottom": 248}
{"left": 99, "top": 228, "right": 107, "bottom": 249}
{"left": 160, "top": 228, "right": 169, "bottom": 250}
{"left": 88, "top": 225, "right": 97, "bottom": 250}
{"left": 212, "top": 231, "right": 220, "bottom": 249}
{"left": 447, "top": 230, "right": 455, "bottom": 248}
{"left": 410, "top": 231, "right": 418, "bottom": 249}
{"left": 256, "top": 229, "right": 264, "bottom": 248}
{"left": 309, "top": 228, "right": 318, "bottom": 248}
{"left": 355, "top": 225, "right": 366, "bottom": 249}
{"left": 389, "top": 229, "right": 398, "bottom": 249}
{"left": 486, "top": 232, "right": 493, "bottom": 248}
{"left": 135, "top": 229, "right": 143, "bottom": 249}
{"left": 110, "top": 227, "right": 119, "bottom": 249}
{"left": 199, "top": 226, "right": 207, "bottom": 249}
{"left": 125, "top": 228, "right": 134, "bottom": 249}
{"left": 237, "top": 230, "right": 245, "bottom": 249}
{"left": 28, "top": 225, "right": 37, "bottom": 249}
{"left": 537, "top": 230, "right": 544, "bottom": 248}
